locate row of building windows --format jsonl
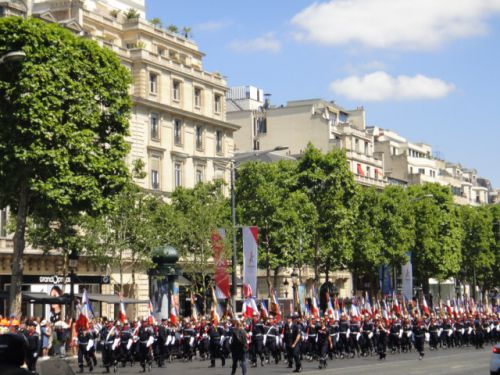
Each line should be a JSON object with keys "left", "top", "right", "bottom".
{"left": 149, "top": 160, "right": 225, "bottom": 191}
{"left": 409, "top": 167, "right": 437, "bottom": 177}
{"left": 149, "top": 73, "right": 222, "bottom": 113}
{"left": 149, "top": 114, "right": 224, "bottom": 154}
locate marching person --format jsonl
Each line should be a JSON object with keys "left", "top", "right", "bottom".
{"left": 77, "top": 324, "right": 94, "bottom": 373}
{"left": 413, "top": 317, "right": 427, "bottom": 360}
{"left": 289, "top": 314, "right": 302, "bottom": 373}
{"left": 230, "top": 319, "right": 248, "bottom": 375}
{"left": 317, "top": 319, "right": 332, "bottom": 369}
{"left": 208, "top": 319, "right": 225, "bottom": 367}
{"left": 137, "top": 319, "right": 154, "bottom": 373}
{"left": 100, "top": 320, "right": 119, "bottom": 374}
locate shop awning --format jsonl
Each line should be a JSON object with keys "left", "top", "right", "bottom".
{"left": 74, "top": 293, "right": 149, "bottom": 304}
{"left": 0, "top": 291, "right": 69, "bottom": 304}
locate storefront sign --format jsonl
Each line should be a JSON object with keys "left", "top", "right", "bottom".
{"left": 0, "top": 275, "right": 110, "bottom": 284}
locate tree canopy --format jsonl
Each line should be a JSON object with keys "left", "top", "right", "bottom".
{"left": 0, "top": 17, "right": 131, "bottom": 315}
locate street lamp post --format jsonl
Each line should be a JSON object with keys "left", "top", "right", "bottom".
{"left": 193, "top": 146, "right": 288, "bottom": 308}
{"left": 68, "top": 251, "right": 79, "bottom": 320}
{"left": 291, "top": 269, "right": 299, "bottom": 315}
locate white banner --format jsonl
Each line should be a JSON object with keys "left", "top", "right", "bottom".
{"left": 401, "top": 252, "right": 413, "bottom": 301}
{"left": 243, "top": 226, "right": 258, "bottom": 298}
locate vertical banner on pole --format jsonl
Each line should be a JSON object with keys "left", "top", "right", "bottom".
{"left": 212, "top": 229, "right": 230, "bottom": 299}
{"left": 401, "top": 252, "right": 413, "bottom": 301}
{"left": 379, "top": 265, "right": 393, "bottom": 296}
{"left": 243, "top": 226, "right": 258, "bottom": 298}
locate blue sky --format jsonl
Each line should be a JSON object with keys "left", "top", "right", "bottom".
{"left": 147, "top": 0, "right": 500, "bottom": 187}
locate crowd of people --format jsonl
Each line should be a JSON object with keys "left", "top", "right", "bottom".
{"left": 1, "top": 308, "right": 498, "bottom": 374}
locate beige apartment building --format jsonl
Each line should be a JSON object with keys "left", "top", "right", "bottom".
{"left": 0, "top": 0, "right": 239, "bottom": 318}
{"left": 227, "top": 88, "right": 386, "bottom": 189}
{"left": 370, "top": 127, "right": 492, "bottom": 205}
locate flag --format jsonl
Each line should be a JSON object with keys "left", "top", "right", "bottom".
{"left": 243, "top": 227, "right": 258, "bottom": 298}
{"left": 210, "top": 287, "right": 222, "bottom": 325}
{"left": 170, "top": 295, "right": 178, "bottom": 325}
{"left": 148, "top": 300, "right": 156, "bottom": 325}
{"left": 243, "top": 283, "right": 253, "bottom": 299}
{"left": 118, "top": 294, "right": 127, "bottom": 323}
{"left": 260, "top": 300, "right": 269, "bottom": 319}
{"left": 269, "top": 286, "right": 281, "bottom": 320}
{"left": 311, "top": 294, "right": 319, "bottom": 318}
{"left": 422, "top": 295, "right": 430, "bottom": 316}
{"left": 392, "top": 292, "right": 401, "bottom": 315}
{"left": 242, "top": 298, "right": 259, "bottom": 318}
{"left": 351, "top": 298, "right": 360, "bottom": 317}
{"left": 363, "top": 292, "right": 372, "bottom": 316}
{"left": 212, "top": 230, "right": 231, "bottom": 299}
{"left": 326, "top": 293, "right": 334, "bottom": 318}
{"left": 77, "top": 289, "right": 93, "bottom": 330}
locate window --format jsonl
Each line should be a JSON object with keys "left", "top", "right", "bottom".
{"left": 355, "top": 138, "right": 359, "bottom": 153}
{"left": 173, "top": 119, "right": 182, "bottom": 145}
{"left": 214, "top": 94, "right": 222, "bottom": 113}
{"left": 366, "top": 166, "right": 371, "bottom": 177}
{"left": 172, "top": 80, "right": 181, "bottom": 101}
{"left": 364, "top": 141, "right": 369, "bottom": 155}
{"left": 253, "top": 140, "right": 260, "bottom": 151}
{"left": 195, "top": 168, "right": 204, "bottom": 183}
{"left": 157, "top": 46, "right": 165, "bottom": 56}
{"left": 150, "top": 157, "right": 160, "bottom": 190}
{"left": 194, "top": 87, "right": 202, "bottom": 107}
{"left": 150, "top": 113, "right": 159, "bottom": 140}
{"left": 195, "top": 125, "right": 203, "bottom": 150}
{"left": 418, "top": 168, "right": 425, "bottom": 175}
{"left": 256, "top": 117, "right": 267, "bottom": 134}
{"left": 0, "top": 208, "right": 7, "bottom": 237}
{"left": 149, "top": 73, "right": 158, "bottom": 94}
{"left": 216, "top": 130, "right": 223, "bottom": 154}
{"left": 174, "top": 162, "right": 182, "bottom": 188}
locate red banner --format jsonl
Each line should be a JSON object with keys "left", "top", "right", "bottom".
{"left": 212, "top": 229, "right": 230, "bottom": 299}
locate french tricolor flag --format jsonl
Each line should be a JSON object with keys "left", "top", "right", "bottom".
{"left": 170, "top": 295, "right": 178, "bottom": 325}
{"left": 243, "top": 298, "right": 259, "bottom": 318}
{"left": 118, "top": 295, "right": 127, "bottom": 323}
{"left": 77, "top": 289, "right": 94, "bottom": 330}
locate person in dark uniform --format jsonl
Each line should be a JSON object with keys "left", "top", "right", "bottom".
{"left": 412, "top": 318, "right": 426, "bottom": 360}
{"left": 264, "top": 318, "right": 280, "bottom": 364}
{"left": 375, "top": 318, "right": 388, "bottom": 360}
{"left": 137, "top": 319, "right": 154, "bottom": 372}
{"left": 290, "top": 314, "right": 302, "bottom": 373}
{"left": 230, "top": 319, "right": 248, "bottom": 375}
{"left": 21, "top": 321, "right": 39, "bottom": 374}
{"left": 317, "top": 319, "right": 332, "bottom": 369}
{"left": 305, "top": 318, "right": 318, "bottom": 361}
{"left": 157, "top": 319, "right": 168, "bottom": 368}
{"left": 119, "top": 322, "right": 134, "bottom": 367}
{"left": 100, "top": 320, "right": 118, "bottom": 373}
{"left": 250, "top": 316, "right": 265, "bottom": 367}
{"left": 77, "top": 325, "right": 94, "bottom": 373}
{"left": 182, "top": 321, "right": 196, "bottom": 362}
{"left": 208, "top": 320, "right": 225, "bottom": 367}
{"left": 338, "top": 313, "right": 350, "bottom": 359}
{"left": 283, "top": 315, "right": 294, "bottom": 368}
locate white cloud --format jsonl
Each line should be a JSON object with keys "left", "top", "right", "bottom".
{"left": 330, "top": 71, "right": 455, "bottom": 101}
{"left": 229, "top": 33, "right": 282, "bottom": 54}
{"left": 196, "top": 21, "right": 231, "bottom": 32}
{"left": 291, "top": 0, "right": 500, "bottom": 50}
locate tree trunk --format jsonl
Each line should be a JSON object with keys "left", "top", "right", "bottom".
{"left": 314, "top": 239, "right": 320, "bottom": 283}
{"left": 10, "top": 180, "right": 29, "bottom": 317}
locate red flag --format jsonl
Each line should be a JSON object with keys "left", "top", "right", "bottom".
{"left": 212, "top": 230, "right": 230, "bottom": 299}
{"left": 170, "top": 295, "right": 178, "bottom": 325}
{"left": 118, "top": 294, "right": 127, "bottom": 323}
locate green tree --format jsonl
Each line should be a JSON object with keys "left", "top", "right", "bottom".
{"left": 460, "top": 205, "right": 495, "bottom": 297}
{"left": 167, "top": 25, "right": 179, "bottom": 34}
{"left": 349, "top": 187, "right": 384, "bottom": 294}
{"left": 182, "top": 27, "right": 192, "bottom": 39}
{"left": 236, "top": 160, "right": 317, "bottom": 290}
{"left": 296, "top": 144, "right": 358, "bottom": 283}
{"left": 408, "top": 184, "right": 463, "bottom": 295}
{"left": 487, "top": 205, "right": 500, "bottom": 292}
{"left": 378, "top": 186, "right": 415, "bottom": 271}
{"left": 125, "top": 8, "right": 140, "bottom": 19}
{"left": 0, "top": 18, "right": 131, "bottom": 315}
{"left": 170, "top": 181, "right": 230, "bottom": 296}
{"left": 149, "top": 18, "right": 163, "bottom": 28}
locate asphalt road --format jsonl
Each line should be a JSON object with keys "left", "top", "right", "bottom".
{"left": 54, "top": 345, "right": 492, "bottom": 375}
